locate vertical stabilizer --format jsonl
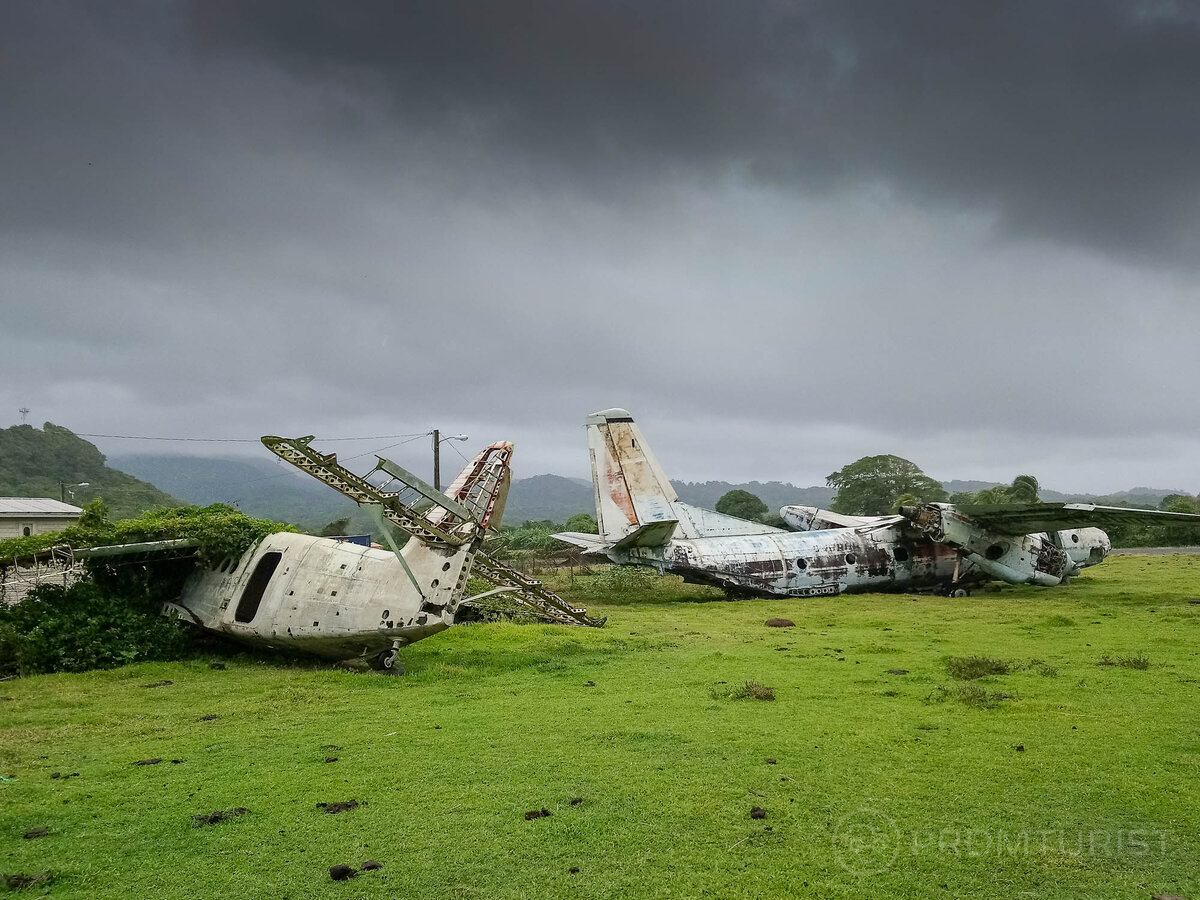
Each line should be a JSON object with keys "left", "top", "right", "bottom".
{"left": 586, "top": 408, "right": 678, "bottom": 544}
{"left": 584, "top": 408, "right": 784, "bottom": 544}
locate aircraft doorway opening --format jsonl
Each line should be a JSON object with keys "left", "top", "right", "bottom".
{"left": 235, "top": 551, "right": 282, "bottom": 623}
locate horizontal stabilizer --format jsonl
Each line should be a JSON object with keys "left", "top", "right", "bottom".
{"left": 611, "top": 519, "right": 678, "bottom": 550}
{"left": 553, "top": 531, "right": 608, "bottom": 551}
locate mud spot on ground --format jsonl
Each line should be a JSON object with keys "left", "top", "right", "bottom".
{"left": 765, "top": 618, "right": 795, "bottom": 628}
{"left": 321, "top": 745, "right": 342, "bottom": 751}
{"left": 324, "top": 757, "right": 338, "bottom": 763}
{"left": 764, "top": 758, "right": 777, "bottom": 765}
{"left": 583, "top": 681, "right": 595, "bottom": 687}
{"left": 192, "top": 807, "right": 249, "bottom": 827}
{"left": 198, "top": 715, "right": 218, "bottom": 722}
{"left": 142, "top": 681, "right": 173, "bottom": 688}
{"left": 6, "top": 873, "right": 53, "bottom": 889}
{"left": 133, "top": 759, "right": 162, "bottom": 766}
{"left": 329, "top": 865, "right": 357, "bottom": 881}
{"left": 569, "top": 867, "right": 580, "bottom": 874}
{"left": 887, "top": 669, "right": 909, "bottom": 675}
{"left": 569, "top": 797, "right": 583, "bottom": 805}
{"left": 50, "top": 772, "right": 79, "bottom": 779}
{"left": 360, "top": 860, "right": 383, "bottom": 871}
{"left": 750, "top": 807, "right": 767, "bottom": 819}
{"left": 525, "top": 808, "right": 552, "bottom": 820}
{"left": 23, "top": 827, "right": 49, "bottom": 839}
{"left": 317, "top": 800, "right": 359, "bottom": 814}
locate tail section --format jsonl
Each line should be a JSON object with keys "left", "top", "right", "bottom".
{"left": 584, "top": 408, "right": 781, "bottom": 544}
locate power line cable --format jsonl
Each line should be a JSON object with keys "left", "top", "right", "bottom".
{"left": 77, "top": 431, "right": 429, "bottom": 443}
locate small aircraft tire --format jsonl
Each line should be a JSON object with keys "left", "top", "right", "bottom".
{"left": 948, "top": 587, "right": 970, "bottom": 598}
{"left": 371, "top": 648, "right": 404, "bottom": 675}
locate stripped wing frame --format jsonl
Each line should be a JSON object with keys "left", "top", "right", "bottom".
{"left": 260, "top": 435, "right": 605, "bottom": 627}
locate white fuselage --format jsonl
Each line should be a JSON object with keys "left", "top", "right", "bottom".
{"left": 616, "top": 520, "right": 1111, "bottom": 596}
{"left": 167, "top": 532, "right": 475, "bottom": 660}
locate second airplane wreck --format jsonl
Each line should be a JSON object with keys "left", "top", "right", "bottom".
{"left": 554, "top": 408, "right": 1200, "bottom": 598}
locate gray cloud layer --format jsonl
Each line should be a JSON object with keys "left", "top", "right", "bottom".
{"left": 2, "top": 2, "right": 1199, "bottom": 492}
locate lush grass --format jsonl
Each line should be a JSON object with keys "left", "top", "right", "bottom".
{"left": 2, "top": 555, "right": 1200, "bottom": 898}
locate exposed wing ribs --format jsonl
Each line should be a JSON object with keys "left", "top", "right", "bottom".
{"left": 261, "top": 434, "right": 604, "bottom": 628}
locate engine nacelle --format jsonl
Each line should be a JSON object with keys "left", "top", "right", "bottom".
{"left": 903, "top": 504, "right": 1072, "bottom": 586}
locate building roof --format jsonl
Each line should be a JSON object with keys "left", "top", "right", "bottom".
{"left": 0, "top": 498, "right": 84, "bottom": 517}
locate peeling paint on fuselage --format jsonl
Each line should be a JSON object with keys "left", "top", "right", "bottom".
{"left": 639, "top": 526, "right": 962, "bottom": 596}
{"left": 619, "top": 522, "right": 1108, "bottom": 596}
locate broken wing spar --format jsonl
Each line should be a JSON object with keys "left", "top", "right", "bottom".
{"left": 260, "top": 434, "right": 604, "bottom": 628}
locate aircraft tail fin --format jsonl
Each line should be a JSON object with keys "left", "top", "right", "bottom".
{"left": 584, "top": 408, "right": 781, "bottom": 544}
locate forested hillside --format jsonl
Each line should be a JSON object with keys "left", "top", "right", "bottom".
{"left": 0, "top": 423, "right": 181, "bottom": 519}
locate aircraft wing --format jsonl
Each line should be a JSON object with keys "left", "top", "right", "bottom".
{"left": 853, "top": 515, "right": 906, "bottom": 534}
{"left": 949, "top": 503, "right": 1200, "bottom": 536}
{"left": 552, "top": 531, "right": 609, "bottom": 552}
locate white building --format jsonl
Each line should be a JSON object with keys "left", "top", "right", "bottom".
{"left": 0, "top": 498, "right": 83, "bottom": 539}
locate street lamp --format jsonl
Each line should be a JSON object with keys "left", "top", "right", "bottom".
{"left": 60, "top": 481, "right": 90, "bottom": 503}
{"left": 430, "top": 430, "right": 469, "bottom": 491}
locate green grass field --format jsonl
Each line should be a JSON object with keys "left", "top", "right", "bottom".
{"left": 3, "top": 555, "right": 1199, "bottom": 898}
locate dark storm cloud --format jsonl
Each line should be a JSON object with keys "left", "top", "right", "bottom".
{"left": 3, "top": 1, "right": 1200, "bottom": 492}
{"left": 195, "top": 0, "right": 1200, "bottom": 264}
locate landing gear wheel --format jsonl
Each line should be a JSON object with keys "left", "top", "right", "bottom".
{"left": 371, "top": 647, "right": 405, "bottom": 675}
{"left": 948, "top": 587, "right": 970, "bottom": 598}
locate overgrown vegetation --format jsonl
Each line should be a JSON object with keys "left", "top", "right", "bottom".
{"left": 1097, "top": 652, "right": 1151, "bottom": 670}
{"left": 0, "top": 505, "right": 294, "bottom": 675}
{"left": 0, "top": 502, "right": 293, "bottom": 568}
{"left": 0, "top": 573, "right": 192, "bottom": 677}
{"left": 710, "top": 680, "right": 776, "bottom": 701}
{"left": 944, "top": 655, "right": 1011, "bottom": 680}
{"left": 924, "top": 682, "right": 1016, "bottom": 710}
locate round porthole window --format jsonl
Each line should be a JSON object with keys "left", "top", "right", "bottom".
{"left": 845, "top": 553, "right": 856, "bottom": 565}
{"left": 796, "top": 559, "right": 807, "bottom": 570}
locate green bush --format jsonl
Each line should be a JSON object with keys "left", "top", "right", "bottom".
{"left": 0, "top": 571, "right": 192, "bottom": 676}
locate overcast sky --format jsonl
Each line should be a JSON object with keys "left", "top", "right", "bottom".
{"left": 3, "top": 1, "right": 1200, "bottom": 493}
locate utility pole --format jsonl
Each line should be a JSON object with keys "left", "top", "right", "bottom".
{"left": 432, "top": 428, "right": 441, "bottom": 491}
{"left": 429, "top": 430, "right": 469, "bottom": 492}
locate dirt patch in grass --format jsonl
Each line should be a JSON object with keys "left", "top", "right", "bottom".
{"left": 329, "top": 865, "right": 357, "bottom": 881}
{"left": 133, "top": 758, "right": 162, "bottom": 766}
{"left": 142, "top": 681, "right": 173, "bottom": 688}
{"left": 316, "top": 800, "right": 358, "bottom": 814}
{"left": 945, "top": 656, "right": 1010, "bottom": 680}
{"left": 23, "top": 827, "right": 49, "bottom": 839}
{"left": 192, "top": 807, "right": 248, "bottom": 827}
{"left": 6, "top": 873, "right": 53, "bottom": 889}
{"left": 764, "top": 618, "right": 795, "bottom": 628}
{"left": 710, "top": 681, "right": 775, "bottom": 701}
{"left": 525, "top": 808, "right": 552, "bottom": 820}
{"left": 750, "top": 807, "right": 766, "bottom": 819}
{"left": 360, "top": 861, "right": 383, "bottom": 871}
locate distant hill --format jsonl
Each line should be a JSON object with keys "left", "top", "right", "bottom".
{"left": 107, "top": 451, "right": 1190, "bottom": 531}
{"left": 0, "top": 423, "right": 181, "bottom": 519}
{"left": 503, "top": 476, "right": 835, "bottom": 524}
{"left": 110, "top": 454, "right": 365, "bottom": 533}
